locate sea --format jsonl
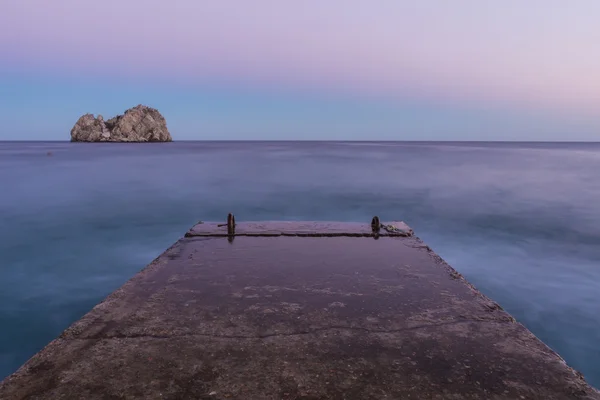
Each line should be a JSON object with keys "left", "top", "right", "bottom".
{"left": 0, "top": 141, "right": 599, "bottom": 388}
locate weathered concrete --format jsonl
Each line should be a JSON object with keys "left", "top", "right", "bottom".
{"left": 185, "top": 220, "right": 414, "bottom": 237}
{"left": 1, "top": 221, "right": 598, "bottom": 400}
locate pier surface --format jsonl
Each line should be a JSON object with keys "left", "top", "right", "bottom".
{"left": 1, "top": 221, "right": 598, "bottom": 400}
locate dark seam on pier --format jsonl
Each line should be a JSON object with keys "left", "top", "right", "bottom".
{"left": 184, "top": 232, "right": 412, "bottom": 238}
{"left": 76, "top": 318, "right": 514, "bottom": 341}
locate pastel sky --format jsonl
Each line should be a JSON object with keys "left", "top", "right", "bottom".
{"left": 1, "top": 0, "right": 599, "bottom": 141}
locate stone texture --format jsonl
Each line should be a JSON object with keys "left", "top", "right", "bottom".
{"left": 70, "top": 105, "right": 172, "bottom": 142}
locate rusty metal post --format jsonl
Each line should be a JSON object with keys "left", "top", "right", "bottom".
{"left": 226, "top": 213, "right": 236, "bottom": 243}
{"left": 227, "top": 213, "right": 235, "bottom": 232}
{"left": 371, "top": 216, "right": 381, "bottom": 239}
{"left": 371, "top": 216, "right": 380, "bottom": 232}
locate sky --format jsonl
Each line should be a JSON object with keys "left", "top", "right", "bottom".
{"left": 0, "top": 0, "right": 599, "bottom": 141}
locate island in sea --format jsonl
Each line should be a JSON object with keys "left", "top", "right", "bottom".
{"left": 70, "top": 105, "right": 172, "bottom": 142}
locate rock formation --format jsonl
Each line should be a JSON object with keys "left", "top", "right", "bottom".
{"left": 70, "top": 105, "right": 172, "bottom": 142}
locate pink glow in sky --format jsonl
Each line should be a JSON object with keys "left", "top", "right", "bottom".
{"left": 2, "top": 0, "right": 600, "bottom": 114}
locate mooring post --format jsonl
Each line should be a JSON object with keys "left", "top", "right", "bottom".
{"left": 371, "top": 216, "right": 381, "bottom": 239}
{"left": 371, "top": 216, "right": 380, "bottom": 232}
{"left": 227, "top": 213, "right": 235, "bottom": 232}
{"left": 226, "top": 213, "right": 236, "bottom": 243}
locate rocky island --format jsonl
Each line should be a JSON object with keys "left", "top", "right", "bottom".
{"left": 70, "top": 105, "right": 172, "bottom": 142}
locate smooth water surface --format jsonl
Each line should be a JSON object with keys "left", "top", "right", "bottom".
{"left": 1, "top": 141, "right": 599, "bottom": 387}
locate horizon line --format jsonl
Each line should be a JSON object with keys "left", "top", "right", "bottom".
{"left": 2, "top": 140, "right": 600, "bottom": 144}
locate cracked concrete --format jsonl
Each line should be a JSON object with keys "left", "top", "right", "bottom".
{"left": 1, "top": 221, "right": 598, "bottom": 400}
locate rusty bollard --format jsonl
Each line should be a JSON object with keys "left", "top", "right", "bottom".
{"left": 227, "top": 213, "right": 236, "bottom": 243}
{"left": 227, "top": 213, "right": 235, "bottom": 232}
{"left": 371, "top": 216, "right": 381, "bottom": 232}
{"left": 371, "top": 216, "right": 381, "bottom": 240}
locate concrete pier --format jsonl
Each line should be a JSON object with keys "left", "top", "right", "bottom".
{"left": 1, "top": 220, "right": 598, "bottom": 399}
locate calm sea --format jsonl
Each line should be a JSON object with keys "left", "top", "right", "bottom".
{"left": 1, "top": 141, "right": 599, "bottom": 387}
